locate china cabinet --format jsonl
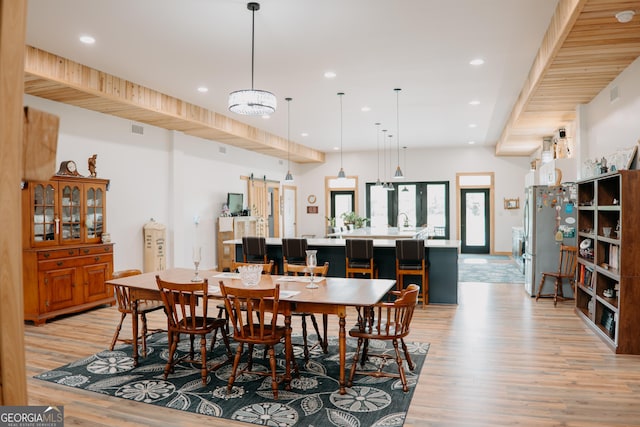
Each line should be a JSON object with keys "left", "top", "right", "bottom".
{"left": 22, "top": 175, "right": 114, "bottom": 324}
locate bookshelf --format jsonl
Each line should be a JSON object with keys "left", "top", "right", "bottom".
{"left": 575, "top": 171, "right": 640, "bottom": 354}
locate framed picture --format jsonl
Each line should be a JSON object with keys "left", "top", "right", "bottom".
{"left": 504, "top": 198, "right": 519, "bottom": 209}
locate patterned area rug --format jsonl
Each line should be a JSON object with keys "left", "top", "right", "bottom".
{"left": 458, "top": 257, "right": 525, "bottom": 284}
{"left": 35, "top": 332, "right": 429, "bottom": 427}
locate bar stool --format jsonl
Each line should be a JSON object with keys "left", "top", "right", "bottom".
{"left": 345, "top": 239, "right": 377, "bottom": 278}
{"left": 282, "top": 238, "right": 308, "bottom": 266}
{"left": 395, "top": 239, "right": 428, "bottom": 307}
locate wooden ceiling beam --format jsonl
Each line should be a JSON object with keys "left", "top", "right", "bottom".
{"left": 23, "top": 45, "right": 325, "bottom": 164}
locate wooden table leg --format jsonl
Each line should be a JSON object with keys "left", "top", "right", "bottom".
{"left": 131, "top": 300, "right": 139, "bottom": 367}
{"left": 284, "top": 312, "right": 292, "bottom": 389}
{"left": 338, "top": 313, "right": 346, "bottom": 394}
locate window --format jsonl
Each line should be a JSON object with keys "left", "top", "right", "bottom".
{"left": 366, "top": 181, "right": 450, "bottom": 238}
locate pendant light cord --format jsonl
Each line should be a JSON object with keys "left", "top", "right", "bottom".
{"left": 339, "top": 92, "right": 344, "bottom": 170}
{"left": 249, "top": 3, "right": 258, "bottom": 90}
{"left": 286, "top": 97, "right": 291, "bottom": 168}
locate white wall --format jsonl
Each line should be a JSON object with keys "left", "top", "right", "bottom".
{"left": 582, "top": 55, "right": 640, "bottom": 162}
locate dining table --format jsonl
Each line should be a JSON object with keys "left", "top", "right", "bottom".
{"left": 105, "top": 267, "right": 396, "bottom": 394}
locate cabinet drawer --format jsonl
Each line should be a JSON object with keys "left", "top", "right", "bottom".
{"left": 37, "top": 248, "right": 79, "bottom": 260}
{"left": 78, "top": 245, "right": 113, "bottom": 256}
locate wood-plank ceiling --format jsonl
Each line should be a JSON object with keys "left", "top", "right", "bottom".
{"left": 23, "top": 0, "right": 640, "bottom": 161}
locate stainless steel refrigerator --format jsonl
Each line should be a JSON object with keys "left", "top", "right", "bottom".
{"left": 523, "top": 184, "right": 578, "bottom": 296}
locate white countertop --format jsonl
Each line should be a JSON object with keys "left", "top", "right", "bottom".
{"left": 326, "top": 226, "right": 428, "bottom": 239}
{"left": 224, "top": 236, "right": 461, "bottom": 249}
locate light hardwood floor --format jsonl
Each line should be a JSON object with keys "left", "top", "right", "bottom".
{"left": 24, "top": 281, "right": 640, "bottom": 426}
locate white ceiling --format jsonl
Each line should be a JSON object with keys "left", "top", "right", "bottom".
{"left": 25, "top": 0, "right": 559, "bottom": 155}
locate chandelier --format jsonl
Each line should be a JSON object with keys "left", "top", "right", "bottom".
{"left": 228, "top": 3, "right": 276, "bottom": 115}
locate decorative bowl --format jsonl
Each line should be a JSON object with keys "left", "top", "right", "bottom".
{"left": 238, "top": 264, "right": 262, "bottom": 286}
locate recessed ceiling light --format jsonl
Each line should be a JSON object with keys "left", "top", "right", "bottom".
{"left": 197, "top": 87, "right": 208, "bottom": 93}
{"left": 615, "top": 10, "right": 635, "bottom": 23}
{"left": 324, "top": 71, "right": 337, "bottom": 79}
{"left": 469, "top": 100, "right": 480, "bottom": 106}
{"left": 361, "top": 106, "right": 371, "bottom": 112}
{"left": 262, "top": 114, "right": 270, "bottom": 119}
{"left": 469, "top": 123, "right": 477, "bottom": 128}
{"left": 301, "top": 132, "right": 309, "bottom": 137}
{"left": 333, "top": 146, "right": 340, "bottom": 151}
{"left": 468, "top": 140, "right": 476, "bottom": 145}
{"left": 469, "top": 58, "right": 484, "bottom": 66}
{"left": 79, "top": 35, "right": 95, "bottom": 44}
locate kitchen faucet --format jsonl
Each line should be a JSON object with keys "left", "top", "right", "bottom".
{"left": 398, "top": 212, "right": 409, "bottom": 228}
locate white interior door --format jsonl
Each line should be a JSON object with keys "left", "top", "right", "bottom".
{"left": 283, "top": 185, "right": 296, "bottom": 237}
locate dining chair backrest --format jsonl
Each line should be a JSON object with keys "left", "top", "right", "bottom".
{"left": 396, "top": 239, "right": 426, "bottom": 264}
{"left": 232, "top": 260, "right": 274, "bottom": 274}
{"left": 219, "top": 282, "right": 281, "bottom": 342}
{"left": 346, "top": 239, "right": 374, "bottom": 262}
{"left": 155, "top": 276, "right": 210, "bottom": 333}
{"left": 282, "top": 238, "right": 308, "bottom": 265}
{"left": 283, "top": 262, "right": 329, "bottom": 277}
{"left": 242, "top": 236, "right": 268, "bottom": 263}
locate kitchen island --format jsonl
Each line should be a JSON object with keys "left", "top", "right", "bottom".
{"left": 226, "top": 237, "right": 460, "bottom": 304}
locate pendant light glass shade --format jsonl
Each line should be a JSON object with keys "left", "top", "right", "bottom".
{"left": 284, "top": 97, "right": 294, "bottom": 183}
{"left": 337, "top": 92, "right": 346, "bottom": 179}
{"left": 393, "top": 88, "right": 404, "bottom": 179}
{"left": 228, "top": 3, "right": 277, "bottom": 116}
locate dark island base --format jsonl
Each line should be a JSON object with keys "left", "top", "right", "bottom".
{"left": 234, "top": 243, "right": 458, "bottom": 304}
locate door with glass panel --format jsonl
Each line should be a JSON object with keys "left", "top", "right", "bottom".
{"left": 460, "top": 188, "right": 490, "bottom": 253}
{"left": 330, "top": 191, "right": 354, "bottom": 229}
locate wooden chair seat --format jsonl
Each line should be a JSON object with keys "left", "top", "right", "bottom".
{"left": 348, "top": 284, "right": 419, "bottom": 392}
{"left": 109, "top": 269, "right": 165, "bottom": 366}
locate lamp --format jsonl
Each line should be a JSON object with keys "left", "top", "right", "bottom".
{"left": 228, "top": 3, "right": 277, "bottom": 116}
{"left": 386, "top": 133, "right": 395, "bottom": 191}
{"left": 375, "top": 122, "right": 382, "bottom": 186}
{"left": 337, "top": 92, "right": 346, "bottom": 179}
{"left": 393, "top": 88, "right": 404, "bottom": 179}
{"left": 284, "top": 97, "right": 294, "bottom": 183}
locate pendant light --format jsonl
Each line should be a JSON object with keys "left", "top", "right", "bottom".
{"left": 375, "top": 122, "right": 382, "bottom": 186}
{"left": 393, "top": 88, "right": 404, "bottom": 179}
{"left": 387, "top": 133, "right": 395, "bottom": 191}
{"left": 401, "top": 146, "right": 409, "bottom": 191}
{"left": 337, "top": 92, "right": 346, "bottom": 179}
{"left": 228, "top": 2, "right": 277, "bottom": 115}
{"left": 381, "top": 129, "right": 388, "bottom": 189}
{"left": 283, "top": 97, "right": 294, "bottom": 183}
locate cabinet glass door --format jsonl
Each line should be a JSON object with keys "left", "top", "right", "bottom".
{"left": 32, "top": 183, "right": 57, "bottom": 244}
{"left": 85, "top": 185, "right": 104, "bottom": 242}
{"left": 60, "top": 184, "right": 82, "bottom": 244}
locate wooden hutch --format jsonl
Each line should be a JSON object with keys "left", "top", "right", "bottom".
{"left": 22, "top": 172, "right": 114, "bottom": 324}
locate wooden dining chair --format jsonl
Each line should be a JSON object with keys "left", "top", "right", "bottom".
{"left": 109, "top": 269, "right": 165, "bottom": 366}
{"left": 155, "top": 276, "right": 232, "bottom": 385}
{"left": 216, "top": 260, "right": 274, "bottom": 332}
{"left": 282, "top": 238, "right": 308, "bottom": 266}
{"left": 345, "top": 238, "right": 377, "bottom": 278}
{"left": 536, "top": 244, "right": 578, "bottom": 306}
{"left": 348, "top": 283, "right": 419, "bottom": 392}
{"left": 395, "top": 239, "right": 428, "bottom": 307}
{"left": 219, "top": 282, "right": 297, "bottom": 399}
{"left": 283, "top": 261, "right": 330, "bottom": 361}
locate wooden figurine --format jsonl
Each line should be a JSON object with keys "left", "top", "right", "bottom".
{"left": 88, "top": 154, "right": 97, "bottom": 177}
